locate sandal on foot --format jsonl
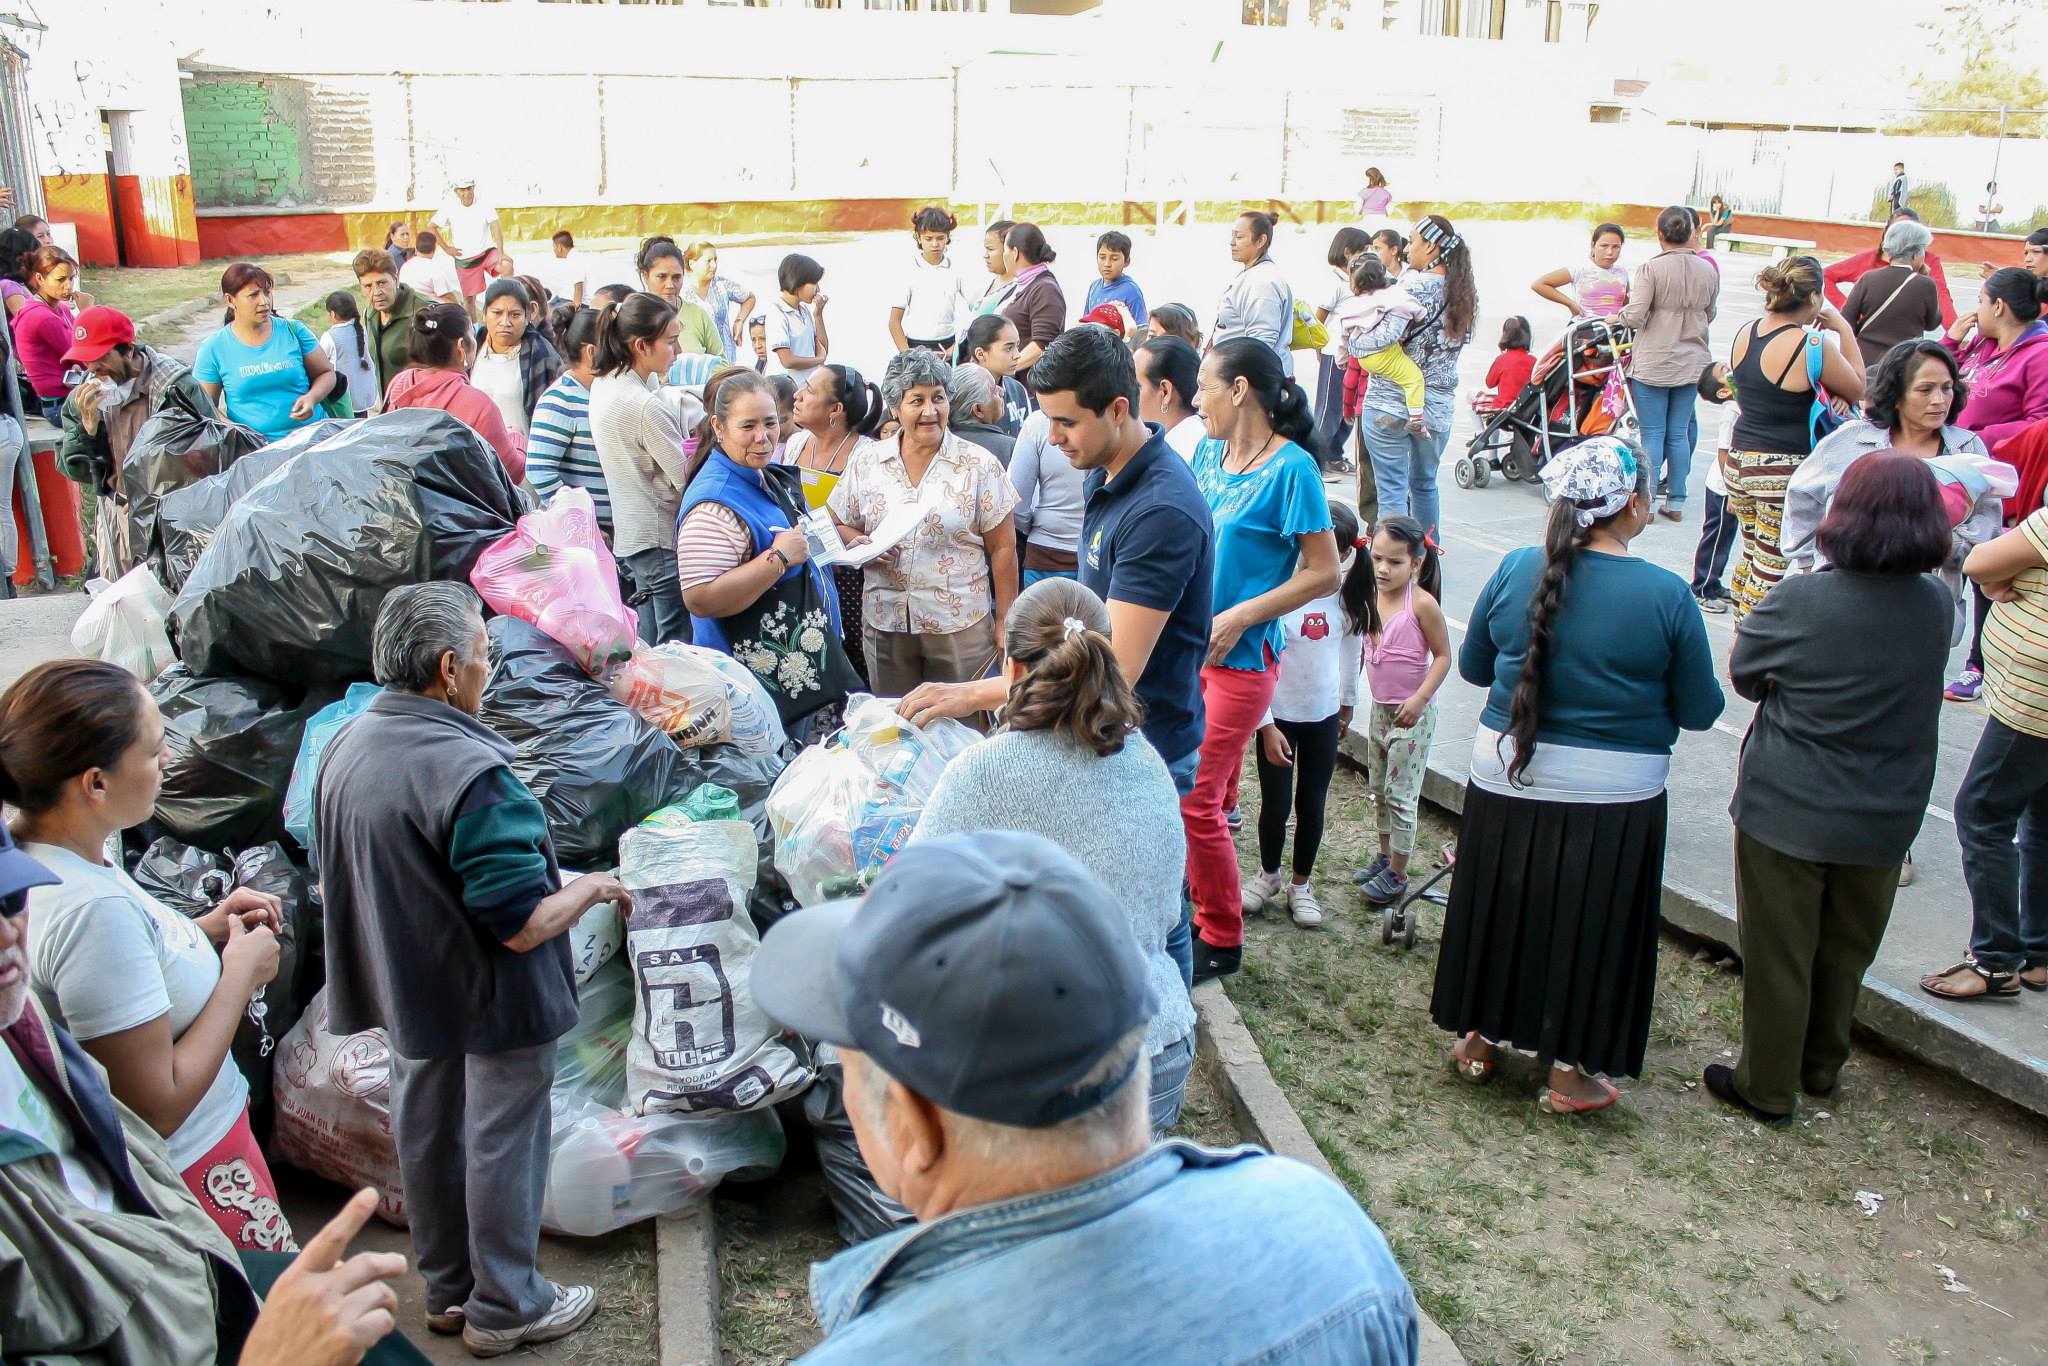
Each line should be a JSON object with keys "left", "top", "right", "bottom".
{"left": 1537, "top": 1076, "right": 1618, "bottom": 1115}
{"left": 2020, "top": 965, "right": 2048, "bottom": 993}
{"left": 1919, "top": 960, "right": 2020, "bottom": 1002}
{"left": 1450, "top": 1032, "right": 1496, "bottom": 1084}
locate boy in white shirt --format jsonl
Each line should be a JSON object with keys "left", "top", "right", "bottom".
{"left": 770, "top": 253, "right": 829, "bottom": 374}
{"left": 890, "top": 206, "right": 967, "bottom": 355}
{"left": 399, "top": 231, "right": 464, "bottom": 306}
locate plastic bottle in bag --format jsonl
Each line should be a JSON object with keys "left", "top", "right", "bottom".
{"left": 544, "top": 1101, "right": 635, "bottom": 1238}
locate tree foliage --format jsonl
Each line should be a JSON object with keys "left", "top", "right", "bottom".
{"left": 1903, "top": 1, "right": 2048, "bottom": 136}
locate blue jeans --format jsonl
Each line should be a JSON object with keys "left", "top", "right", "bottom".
{"left": 1956, "top": 715, "right": 2048, "bottom": 973}
{"left": 1165, "top": 747, "right": 1200, "bottom": 988}
{"left": 1629, "top": 379, "right": 1699, "bottom": 508}
{"left": 1147, "top": 1033, "right": 1194, "bottom": 1139}
{"left": 1358, "top": 408, "right": 1448, "bottom": 540}
{"left": 1021, "top": 567, "right": 1077, "bottom": 589}
{"left": 624, "top": 546, "right": 690, "bottom": 646}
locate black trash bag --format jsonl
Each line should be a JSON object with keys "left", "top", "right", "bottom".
{"left": 171, "top": 409, "right": 520, "bottom": 685}
{"left": 479, "top": 617, "right": 694, "bottom": 869}
{"left": 132, "top": 836, "right": 233, "bottom": 913}
{"left": 803, "top": 1043, "right": 915, "bottom": 1245}
{"left": 150, "top": 665, "right": 335, "bottom": 854}
{"left": 121, "top": 392, "right": 267, "bottom": 567}
{"left": 152, "top": 419, "right": 349, "bottom": 593}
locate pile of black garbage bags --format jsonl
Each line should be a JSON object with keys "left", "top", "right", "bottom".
{"left": 115, "top": 408, "right": 805, "bottom": 1154}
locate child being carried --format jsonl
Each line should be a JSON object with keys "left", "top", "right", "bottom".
{"left": 1336, "top": 256, "right": 1427, "bottom": 433}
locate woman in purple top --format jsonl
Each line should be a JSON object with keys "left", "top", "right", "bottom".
{"left": 1357, "top": 167, "right": 1394, "bottom": 220}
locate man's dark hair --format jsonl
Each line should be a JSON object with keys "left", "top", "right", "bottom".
{"left": 553, "top": 230, "right": 574, "bottom": 248}
{"left": 1136, "top": 335, "right": 1200, "bottom": 412}
{"left": 1096, "top": 230, "right": 1132, "bottom": 259}
{"left": 1028, "top": 324, "right": 1138, "bottom": 415}
{"left": 2028, "top": 228, "right": 2048, "bottom": 249}
{"left": 415, "top": 230, "right": 440, "bottom": 255}
{"left": 592, "top": 282, "right": 632, "bottom": 307}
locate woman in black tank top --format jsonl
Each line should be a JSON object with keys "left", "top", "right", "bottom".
{"left": 1721, "top": 257, "right": 1866, "bottom": 618}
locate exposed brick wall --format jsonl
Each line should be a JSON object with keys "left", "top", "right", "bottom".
{"left": 182, "top": 76, "right": 311, "bottom": 207}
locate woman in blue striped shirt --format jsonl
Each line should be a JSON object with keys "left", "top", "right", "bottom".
{"left": 528, "top": 306, "right": 614, "bottom": 537}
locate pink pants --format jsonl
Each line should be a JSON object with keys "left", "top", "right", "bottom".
{"left": 180, "top": 1106, "right": 297, "bottom": 1252}
{"left": 1184, "top": 657, "right": 1279, "bottom": 950}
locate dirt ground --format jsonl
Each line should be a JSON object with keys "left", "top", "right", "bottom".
{"left": 1227, "top": 754, "right": 2048, "bottom": 1366}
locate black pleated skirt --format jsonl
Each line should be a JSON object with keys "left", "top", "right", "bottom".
{"left": 1428, "top": 782, "right": 1669, "bottom": 1078}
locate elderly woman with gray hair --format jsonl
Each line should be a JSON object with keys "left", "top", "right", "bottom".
{"left": 1843, "top": 219, "right": 1944, "bottom": 378}
{"left": 946, "top": 361, "right": 1015, "bottom": 466}
{"left": 829, "top": 348, "right": 1020, "bottom": 697}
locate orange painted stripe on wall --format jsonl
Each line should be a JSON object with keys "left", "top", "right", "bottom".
{"left": 113, "top": 176, "right": 202, "bottom": 269}
{"left": 43, "top": 175, "right": 119, "bottom": 267}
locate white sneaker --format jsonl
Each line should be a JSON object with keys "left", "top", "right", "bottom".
{"left": 1287, "top": 881, "right": 1325, "bottom": 927}
{"left": 1241, "top": 870, "right": 1285, "bottom": 914}
{"left": 463, "top": 1283, "right": 598, "bottom": 1358}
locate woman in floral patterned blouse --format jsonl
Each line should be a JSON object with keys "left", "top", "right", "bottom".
{"left": 677, "top": 369, "right": 862, "bottom": 729}
{"left": 828, "top": 348, "right": 1020, "bottom": 698}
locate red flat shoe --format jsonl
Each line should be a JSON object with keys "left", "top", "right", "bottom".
{"left": 1537, "top": 1076, "right": 1619, "bottom": 1115}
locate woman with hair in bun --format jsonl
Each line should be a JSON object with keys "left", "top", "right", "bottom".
{"left": 1720, "top": 255, "right": 1865, "bottom": 618}
{"left": 2, "top": 659, "right": 293, "bottom": 1250}
{"left": 785, "top": 361, "right": 885, "bottom": 681}
{"left": 384, "top": 299, "right": 527, "bottom": 480}
{"left": 636, "top": 235, "right": 725, "bottom": 358}
{"left": 916, "top": 576, "right": 1196, "bottom": 1136}
{"left": 1183, "top": 338, "right": 1340, "bottom": 982}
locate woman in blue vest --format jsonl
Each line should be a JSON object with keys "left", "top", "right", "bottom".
{"left": 677, "top": 369, "right": 861, "bottom": 732}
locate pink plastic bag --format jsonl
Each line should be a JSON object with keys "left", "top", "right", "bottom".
{"left": 471, "top": 488, "right": 638, "bottom": 673}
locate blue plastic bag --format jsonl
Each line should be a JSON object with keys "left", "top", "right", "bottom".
{"left": 283, "top": 682, "right": 382, "bottom": 850}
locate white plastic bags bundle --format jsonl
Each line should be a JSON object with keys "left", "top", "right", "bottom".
{"left": 612, "top": 641, "right": 787, "bottom": 756}
{"left": 765, "top": 694, "right": 979, "bottom": 907}
{"left": 619, "top": 809, "right": 812, "bottom": 1117}
{"left": 71, "top": 565, "right": 176, "bottom": 680}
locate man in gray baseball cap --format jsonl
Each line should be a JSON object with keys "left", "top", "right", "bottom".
{"left": 755, "top": 831, "right": 1420, "bottom": 1366}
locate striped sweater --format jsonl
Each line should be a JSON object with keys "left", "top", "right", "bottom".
{"left": 527, "top": 373, "right": 613, "bottom": 535}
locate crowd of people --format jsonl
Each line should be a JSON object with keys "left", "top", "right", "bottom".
{"left": 11, "top": 175, "right": 2048, "bottom": 1364}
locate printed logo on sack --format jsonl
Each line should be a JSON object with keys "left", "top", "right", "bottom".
{"left": 880, "top": 1003, "right": 921, "bottom": 1049}
{"left": 1300, "top": 611, "right": 1330, "bottom": 641}
{"left": 638, "top": 942, "right": 737, "bottom": 1070}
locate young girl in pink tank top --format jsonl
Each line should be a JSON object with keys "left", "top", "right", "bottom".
{"left": 1356, "top": 515, "right": 1451, "bottom": 906}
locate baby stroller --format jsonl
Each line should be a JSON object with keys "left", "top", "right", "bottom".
{"left": 1458, "top": 316, "right": 1639, "bottom": 488}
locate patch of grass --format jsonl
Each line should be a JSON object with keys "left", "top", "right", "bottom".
{"left": 1223, "top": 750, "right": 2048, "bottom": 1366}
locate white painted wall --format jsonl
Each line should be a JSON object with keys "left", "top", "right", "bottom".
{"left": 21, "top": 0, "right": 188, "bottom": 178}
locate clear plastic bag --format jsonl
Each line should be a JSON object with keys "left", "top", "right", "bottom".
{"left": 555, "top": 955, "right": 634, "bottom": 1108}
{"left": 472, "top": 487, "right": 638, "bottom": 674}
{"left": 541, "top": 1093, "right": 783, "bottom": 1238}
{"left": 765, "top": 694, "right": 979, "bottom": 907}
{"left": 71, "top": 564, "right": 175, "bottom": 680}
{"left": 619, "top": 815, "right": 812, "bottom": 1116}
{"left": 282, "top": 682, "right": 381, "bottom": 852}
{"left": 612, "top": 642, "right": 787, "bottom": 755}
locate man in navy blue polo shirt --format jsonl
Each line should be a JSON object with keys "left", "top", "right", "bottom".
{"left": 899, "top": 324, "right": 1214, "bottom": 784}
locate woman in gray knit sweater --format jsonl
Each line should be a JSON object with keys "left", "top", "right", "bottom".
{"left": 916, "top": 577, "right": 1198, "bottom": 1136}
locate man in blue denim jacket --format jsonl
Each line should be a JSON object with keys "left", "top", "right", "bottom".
{"left": 754, "top": 831, "right": 1419, "bottom": 1366}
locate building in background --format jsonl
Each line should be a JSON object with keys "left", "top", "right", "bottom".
{"left": 8, "top": 0, "right": 198, "bottom": 267}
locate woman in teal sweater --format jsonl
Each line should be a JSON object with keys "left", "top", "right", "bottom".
{"left": 1429, "top": 436, "right": 1723, "bottom": 1114}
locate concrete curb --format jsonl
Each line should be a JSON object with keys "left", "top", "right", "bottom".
{"left": 1194, "top": 981, "right": 1468, "bottom": 1366}
{"left": 655, "top": 1206, "right": 721, "bottom": 1366}
{"left": 1343, "top": 729, "right": 2048, "bottom": 1122}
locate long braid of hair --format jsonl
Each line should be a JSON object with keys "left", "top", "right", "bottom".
{"left": 1502, "top": 497, "right": 1589, "bottom": 787}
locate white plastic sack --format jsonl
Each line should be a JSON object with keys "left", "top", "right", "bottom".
{"left": 71, "top": 565, "right": 175, "bottom": 680}
{"left": 272, "top": 988, "right": 407, "bottom": 1226}
{"left": 541, "top": 1095, "right": 782, "bottom": 1238}
{"left": 765, "top": 694, "right": 979, "bottom": 906}
{"left": 565, "top": 888, "right": 624, "bottom": 987}
{"left": 619, "top": 813, "right": 812, "bottom": 1117}
{"left": 612, "top": 642, "right": 786, "bottom": 756}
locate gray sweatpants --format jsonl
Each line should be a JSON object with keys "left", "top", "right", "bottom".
{"left": 389, "top": 1042, "right": 557, "bottom": 1331}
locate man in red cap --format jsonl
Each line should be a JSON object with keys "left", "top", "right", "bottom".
{"left": 56, "top": 306, "right": 214, "bottom": 575}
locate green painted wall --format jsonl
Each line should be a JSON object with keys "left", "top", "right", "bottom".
{"left": 182, "top": 78, "right": 309, "bottom": 208}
